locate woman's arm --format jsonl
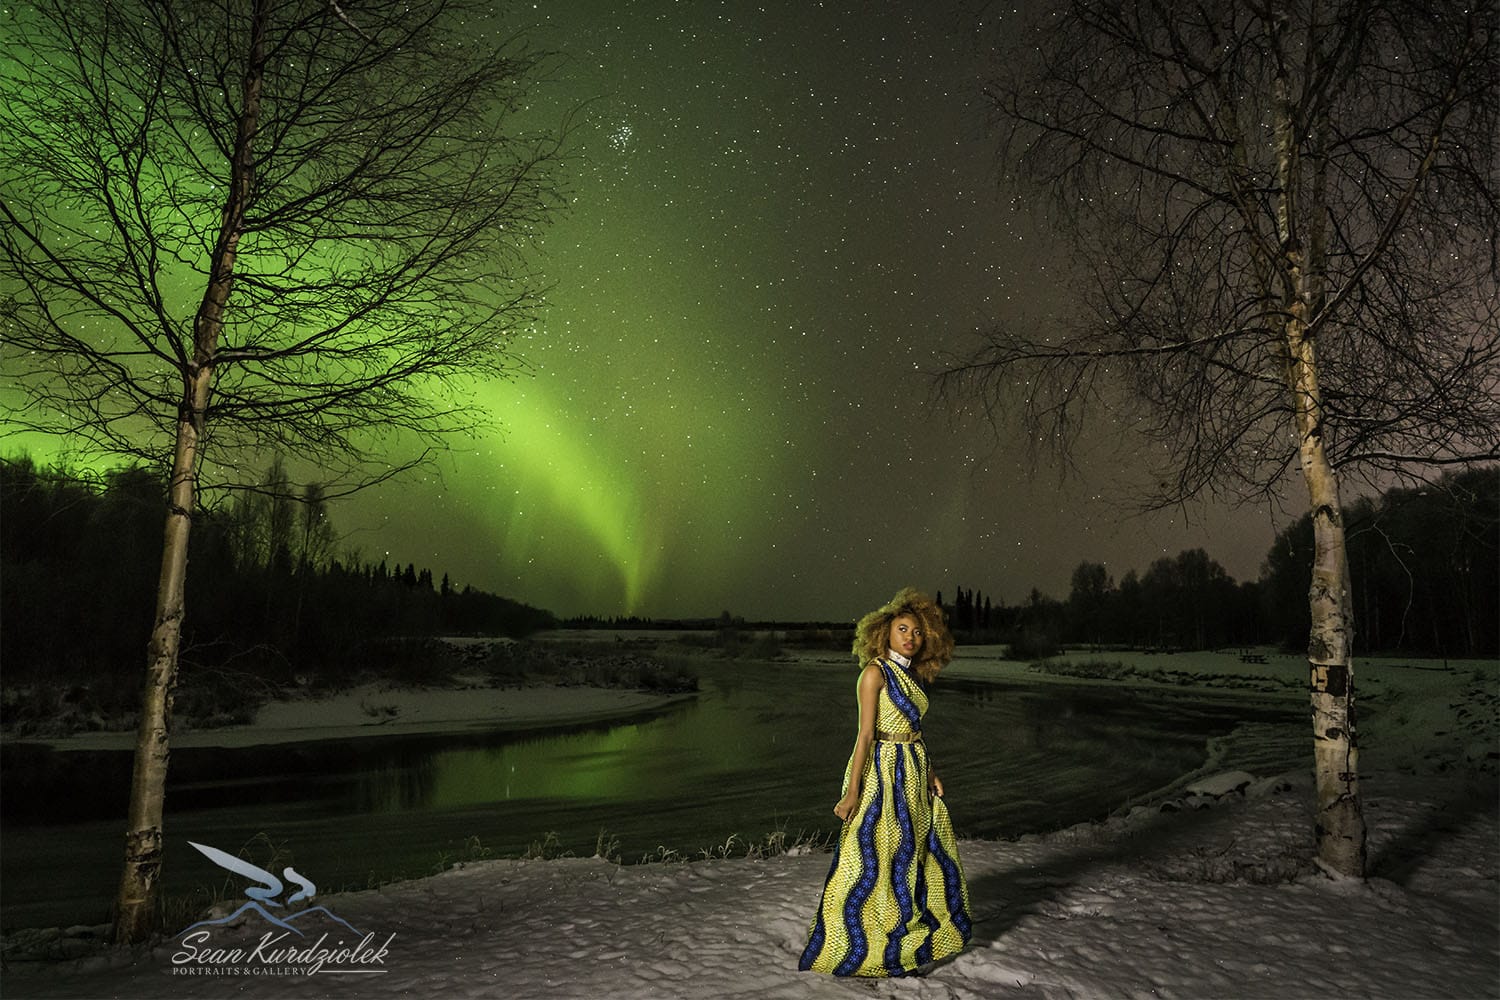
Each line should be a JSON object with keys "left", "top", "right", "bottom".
{"left": 833, "top": 662, "right": 885, "bottom": 822}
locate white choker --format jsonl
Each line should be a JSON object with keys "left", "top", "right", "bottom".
{"left": 887, "top": 648, "right": 912, "bottom": 668}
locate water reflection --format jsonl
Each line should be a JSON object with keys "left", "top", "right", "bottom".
{"left": 398, "top": 721, "right": 664, "bottom": 811}
{"left": 0, "top": 659, "right": 1303, "bottom": 931}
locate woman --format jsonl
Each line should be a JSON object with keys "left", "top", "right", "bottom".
{"left": 797, "top": 587, "right": 972, "bottom": 977}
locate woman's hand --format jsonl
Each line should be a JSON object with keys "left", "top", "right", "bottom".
{"left": 929, "top": 775, "right": 945, "bottom": 799}
{"left": 833, "top": 792, "right": 859, "bottom": 822}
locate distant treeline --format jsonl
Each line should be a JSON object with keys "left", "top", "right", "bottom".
{"left": 571, "top": 469, "right": 1498, "bottom": 658}
{"left": 944, "top": 467, "right": 1498, "bottom": 657}
{"left": 561, "top": 611, "right": 852, "bottom": 632}
{"left": 937, "top": 545, "right": 1268, "bottom": 656}
{"left": 1261, "top": 469, "right": 1498, "bottom": 656}
{"left": 1, "top": 456, "right": 554, "bottom": 713}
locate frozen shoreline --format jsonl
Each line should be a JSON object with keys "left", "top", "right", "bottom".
{"left": 3, "top": 650, "right": 1495, "bottom": 998}
{"left": 14, "top": 681, "right": 697, "bottom": 752}
{"left": 5, "top": 767, "right": 1495, "bottom": 999}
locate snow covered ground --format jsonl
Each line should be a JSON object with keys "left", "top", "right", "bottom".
{"left": 4, "top": 650, "right": 1496, "bottom": 1000}
{"left": 29, "top": 682, "right": 695, "bottom": 752}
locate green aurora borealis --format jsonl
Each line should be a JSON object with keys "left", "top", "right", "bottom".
{"left": 4, "top": 0, "right": 1285, "bottom": 621}
{"left": 336, "top": 0, "right": 1281, "bottom": 620}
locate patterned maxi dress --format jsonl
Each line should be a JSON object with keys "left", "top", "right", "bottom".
{"left": 798, "top": 657, "right": 972, "bottom": 976}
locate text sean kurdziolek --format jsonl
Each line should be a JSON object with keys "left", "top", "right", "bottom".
{"left": 171, "top": 930, "right": 395, "bottom": 976}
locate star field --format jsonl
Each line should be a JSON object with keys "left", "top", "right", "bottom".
{"left": 339, "top": 0, "right": 1282, "bottom": 619}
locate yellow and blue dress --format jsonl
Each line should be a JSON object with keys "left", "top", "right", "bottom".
{"left": 798, "top": 655, "right": 972, "bottom": 976}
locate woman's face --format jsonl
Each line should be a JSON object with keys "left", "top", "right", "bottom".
{"left": 888, "top": 614, "right": 924, "bottom": 659}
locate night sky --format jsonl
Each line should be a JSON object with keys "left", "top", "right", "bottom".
{"left": 326, "top": 0, "right": 1286, "bottom": 621}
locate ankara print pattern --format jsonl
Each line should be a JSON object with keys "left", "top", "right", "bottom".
{"left": 798, "top": 659, "right": 972, "bottom": 977}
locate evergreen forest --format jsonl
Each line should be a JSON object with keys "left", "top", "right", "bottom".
{"left": 2, "top": 458, "right": 1494, "bottom": 736}
{"left": 939, "top": 467, "right": 1497, "bottom": 658}
{"left": 1, "top": 456, "right": 553, "bottom": 732}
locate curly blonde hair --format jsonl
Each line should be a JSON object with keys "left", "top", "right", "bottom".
{"left": 851, "top": 587, "right": 953, "bottom": 685}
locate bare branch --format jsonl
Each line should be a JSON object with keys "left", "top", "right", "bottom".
{"left": 0, "top": 0, "right": 569, "bottom": 491}
{"left": 943, "top": 0, "right": 1499, "bottom": 508}
{"left": 328, "top": 1, "right": 374, "bottom": 42}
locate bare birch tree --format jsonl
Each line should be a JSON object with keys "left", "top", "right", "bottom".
{"left": 940, "top": 0, "right": 1498, "bottom": 877}
{"left": 1, "top": 0, "right": 566, "bottom": 940}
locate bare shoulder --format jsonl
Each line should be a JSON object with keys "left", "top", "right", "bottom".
{"left": 858, "top": 661, "right": 886, "bottom": 690}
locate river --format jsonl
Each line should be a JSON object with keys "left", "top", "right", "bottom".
{"left": 0, "top": 653, "right": 1303, "bottom": 931}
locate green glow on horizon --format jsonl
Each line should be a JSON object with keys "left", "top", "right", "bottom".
{"left": 3, "top": 1, "right": 1284, "bottom": 621}
{"left": 452, "top": 303, "right": 793, "bottom": 615}
{"left": 472, "top": 380, "right": 663, "bottom": 614}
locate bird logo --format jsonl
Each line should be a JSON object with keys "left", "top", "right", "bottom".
{"left": 177, "top": 841, "right": 362, "bottom": 937}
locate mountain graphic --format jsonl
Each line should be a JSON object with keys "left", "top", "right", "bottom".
{"left": 284, "top": 906, "right": 363, "bottom": 936}
{"left": 179, "top": 901, "right": 362, "bottom": 938}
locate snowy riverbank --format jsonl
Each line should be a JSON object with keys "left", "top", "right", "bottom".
{"left": 25, "top": 681, "right": 696, "bottom": 752}
{"left": 3, "top": 650, "right": 1495, "bottom": 999}
{"left": 4, "top": 767, "right": 1496, "bottom": 999}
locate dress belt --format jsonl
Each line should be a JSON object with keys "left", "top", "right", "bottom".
{"left": 875, "top": 729, "right": 922, "bottom": 743}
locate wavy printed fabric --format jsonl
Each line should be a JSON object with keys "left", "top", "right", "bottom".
{"left": 798, "top": 658, "right": 972, "bottom": 976}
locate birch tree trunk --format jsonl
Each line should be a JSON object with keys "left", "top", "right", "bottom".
{"left": 112, "top": 372, "right": 211, "bottom": 942}
{"left": 112, "top": 0, "right": 266, "bottom": 942}
{"left": 1266, "top": 18, "right": 1367, "bottom": 877}
{"left": 1288, "top": 321, "right": 1367, "bottom": 877}
{"left": 941, "top": 0, "right": 1495, "bottom": 880}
